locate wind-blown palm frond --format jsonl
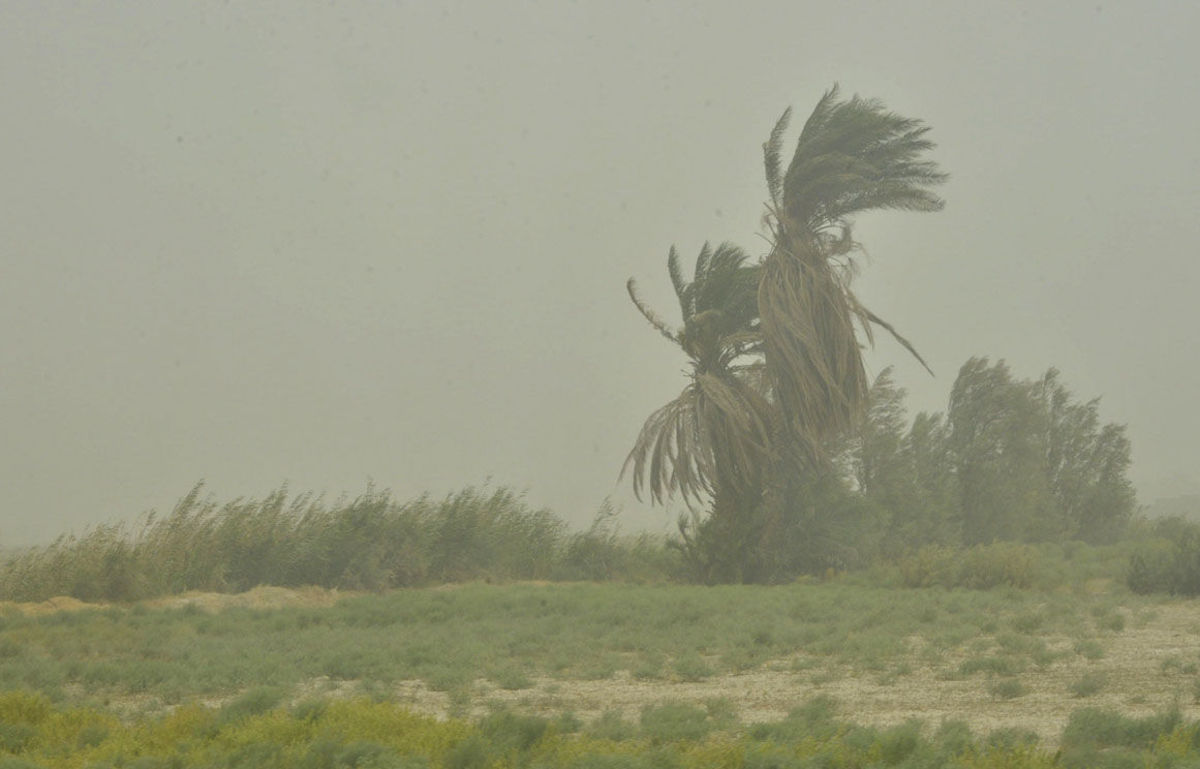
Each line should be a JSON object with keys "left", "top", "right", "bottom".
{"left": 624, "top": 243, "right": 768, "bottom": 508}
{"left": 763, "top": 106, "right": 792, "bottom": 209}
{"left": 667, "top": 246, "right": 689, "bottom": 322}
{"left": 626, "top": 277, "right": 678, "bottom": 345}
{"left": 760, "top": 85, "right": 946, "bottom": 463}
{"left": 623, "top": 372, "right": 773, "bottom": 507}
{"left": 758, "top": 242, "right": 865, "bottom": 460}
{"left": 782, "top": 85, "right": 947, "bottom": 235}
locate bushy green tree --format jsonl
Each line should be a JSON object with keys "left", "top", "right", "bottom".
{"left": 900, "top": 410, "right": 960, "bottom": 547}
{"left": 945, "top": 358, "right": 1134, "bottom": 544}
{"left": 1032, "top": 369, "right": 1135, "bottom": 543}
{"left": 842, "top": 368, "right": 958, "bottom": 554}
{"left": 947, "top": 358, "right": 1056, "bottom": 543}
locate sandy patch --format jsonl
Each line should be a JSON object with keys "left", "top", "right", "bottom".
{"left": 144, "top": 585, "right": 351, "bottom": 612}
{"left": 0, "top": 585, "right": 352, "bottom": 616}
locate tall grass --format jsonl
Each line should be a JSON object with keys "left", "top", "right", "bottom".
{"left": 0, "top": 484, "right": 673, "bottom": 603}
{"left": 0, "top": 479, "right": 1145, "bottom": 604}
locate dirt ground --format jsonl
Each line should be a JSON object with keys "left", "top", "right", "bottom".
{"left": 0, "top": 585, "right": 348, "bottom": 616}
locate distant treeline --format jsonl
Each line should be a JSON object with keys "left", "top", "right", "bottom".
{"left": 1, "top": 478, "right": 1198, "bottom": 602}
{"left": 4, "top": 357, "right": 1200, "bottom": 602}
{"left": 670, "top": 357, "right": 1139, "bottom": 583}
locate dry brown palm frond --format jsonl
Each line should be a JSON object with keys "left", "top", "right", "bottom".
{"left": 696, "top": 372, "right": 774, "bottom": 501}
{"left": 622, "top": 370, "right": 773, "bottom": 509}
{"left": 758, "top": 235, "right": 869, "bottom": 464}
{"left": 854, "top": 301, "right": 934, "bottom": 376}
{"left": 622, "top": 386, "right": 711, "bottom": 507}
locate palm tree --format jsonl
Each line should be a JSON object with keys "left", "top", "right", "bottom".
{"left": 759, "top": 85, "right": 947, "bottom": 466}
{"left": 624, "top": 86, "right": 947, "bottom": 580}
{"left": 623, "top": 243, "right": 771, "bottom": 528}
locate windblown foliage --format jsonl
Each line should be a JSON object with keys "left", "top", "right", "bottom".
{"left": 624, "top": 243, "right": 770, "bottom": 510}
{"left": 0, "top": 484, "right": 673, "bottom": 602}
{"left": 947, "top": 358, "right": 1134, "bottom": 544}
{"left": 759, "top": 86, "right": 946, "bottom": 464}
{"left": 625, "top": 87, "right": 947, "bottom": 581}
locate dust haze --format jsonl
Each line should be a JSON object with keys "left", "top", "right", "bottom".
{"left": 2, "top": 2, "right": 1198, "bottom": 544}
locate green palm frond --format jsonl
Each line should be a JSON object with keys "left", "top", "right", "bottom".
{"left": 780, "top": 84, "right": 947, "bottom": 238}
{"left": 763, "top": 106, "right": 792, "bottom": 209}
{"left": 685, "top": 243, "right": 760, "bottom": 355}
{"left": 667, "top": 246, "right": 689, "bottom": 322}
{"left": 693, "top": 243, "right": 714, "bottom": 297}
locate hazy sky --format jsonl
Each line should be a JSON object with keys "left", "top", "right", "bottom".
{"left": 3, "top": 2, "right": 1198, "bottom": 545}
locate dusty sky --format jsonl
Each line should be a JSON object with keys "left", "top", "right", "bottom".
{"left": 2, "top": 2, "right": 1198, "bottom": 545}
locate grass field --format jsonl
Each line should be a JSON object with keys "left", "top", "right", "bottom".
{"left": 3, "top": 577, "right": 1200, "bottom": 765}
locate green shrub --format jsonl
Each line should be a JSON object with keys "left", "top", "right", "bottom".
{"left": 1127, "top": 519, "right": 1200, "bottom": 596}
{"left": 896, "top": 542, "right": 1037, "bottom": 590}
{"left": 988, "top": 677, "right": 1027, "bottom": 699}
{"left": 638, "top": 702, "right": 711, "bottom": 744}
{"left": 217, "top": 686, "right": 286, "bottom": 726}
{"left": 586, "top": 710, "right": 636, "bottom": 742}
{"left": 479, "top": 708, "right": 550, "bottom": 753}
{"left": 671, "top": 653, "right": 713, "bottom": 682}
{"left": 0, "top": 722, "right": 35, "bottom": 753}
{"left": 445, "top": 735, "right": 489, "bottom": 769}
{"left": 958, "top": 656, "right": 1024, "bottom": 677}
{"left": 1060, "top": 707, "right": 1183, "bottom": 751}
{"left": 1069, "top": 672, "right": 1108, "bottom": 698}
{"left": 896, "top": 546, "right": 959, "bottom": 588}
{"left": 958, "top": 543, "right": 1037, "bottom": 589}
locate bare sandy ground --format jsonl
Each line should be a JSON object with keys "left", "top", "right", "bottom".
{"left": 0, "top": 585, "right": 348, "bottom": 616}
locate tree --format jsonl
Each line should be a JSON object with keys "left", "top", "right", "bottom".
{"left": 623, "top": 243, "right": 772, "bottom": 581}
{"left": 946, "top": 358, "right": 1135, "bottom": 544}
{"left": 1031, "top": 369, "right": 1134, "bottom": 543}
{"left": 625, "top": 86, "right": 948, "bottom": 582}
{"left": 900, "top": 410, "right": 960, "bottom": 547}
{"left": 847, "top": 367, "right": 910, "bottom": 499}
{"left": 837, "top": 369, "right": 958, "bottom": 557}
{"left": 947, "top": 358, "right": 1053, "bottom": 543}
{"left": 758, "top": 86, "right": 947, "bottom": 468}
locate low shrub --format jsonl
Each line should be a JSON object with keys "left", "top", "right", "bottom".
{"left": 1060, "top": 706, "right": 1183, "bottom": 751}
{"left": 1127, "top": 518, "right": 1200, "bottom": 595}
{"left": 897, "top": 543, "right": 1038, "bottom": 590}
{"left": 1069, "top": 672, "right": 1108, "bottom": 698}
{"left": 639, "top": 702, "right": 712, "bottom": 744}
{"left": 14, "top": 692, "right": 1200, "bottom": 769}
